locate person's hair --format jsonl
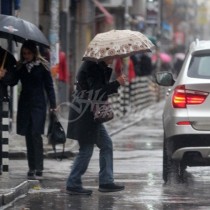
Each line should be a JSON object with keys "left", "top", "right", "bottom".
{"left": 19, "top": 40, "right": 39, "bottom": 62}
{"left": 18, "top": 40, "right": 49, "bottom": 69}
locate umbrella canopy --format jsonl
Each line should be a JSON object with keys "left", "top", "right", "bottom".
{"left": 152, "top": 52, "right": 172, "bottom": 63}
{"left": 0, "top": 14, "right": 49, "bottom": 48}
{"left": 83, "top": 29, "right": 155, "bottom": 62}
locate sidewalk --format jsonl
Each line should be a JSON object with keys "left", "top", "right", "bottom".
{"left": 0, "top": 101, "right": 164, "bottom": 208}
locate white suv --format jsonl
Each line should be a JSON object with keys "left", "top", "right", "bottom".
{"left": 156, "top": 39, "right": 210, "bottom": 183}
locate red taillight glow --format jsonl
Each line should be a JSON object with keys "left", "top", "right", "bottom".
{"left": 172, "top": 85, "right": 208, "bottom": 108}
{"left": 176, "top": 121, "right": 191, "bottom": 125}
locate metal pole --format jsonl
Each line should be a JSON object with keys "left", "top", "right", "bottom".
{"left": 158, "top": 0, "right": 162, "bottom": 37}
{"left": 60, "top": 0, "right": 70, "bottom": 102}
{"left": 49, "top": 0, "right": 59, "bottom": 101}
{"left": 124, "top": 0, "right": 130, "bottom": 29}
{"left": 76, "top": 0, "right": 95, "bottom": 70}
{"left": 49, "top": 0, "right": 59, "bottom": 68}
{"left": 1, "top": 99, "right": 9, "bottom": 174}
{"left": 69, "top": 1, "right": 77, "bottom": 101}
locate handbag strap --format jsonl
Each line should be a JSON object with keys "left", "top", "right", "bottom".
{"left": 52, "top": 111, "right": 59, "bottom": 122}
{"left": 52, "top": 143, "right": 65, "bottom": 161}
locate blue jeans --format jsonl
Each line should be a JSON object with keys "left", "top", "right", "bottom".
{"left": 66, "top": 124, "right": 114, "bottom": 188}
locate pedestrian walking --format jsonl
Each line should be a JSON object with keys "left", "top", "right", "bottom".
{"left": 0, "top": 46, "right": 17, "bottom": 174}
{"left": 131, "top": 53, "right": 153, "bottom": 76}
{"left": 14, "top": 40, "right": 56, "bottom": 180}
{"left": 66, "top": 59, "right": 127, "bottom": 195}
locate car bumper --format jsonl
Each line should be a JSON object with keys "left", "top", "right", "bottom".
{"left": 172, "top": 147, "right": 210, "bottom": 160}
{"left": 166, "top": 134, "right": 210, "bottom": 166}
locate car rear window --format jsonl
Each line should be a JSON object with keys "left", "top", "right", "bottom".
{"left": 188, "top": 54, "right": 210, "bottom": 79}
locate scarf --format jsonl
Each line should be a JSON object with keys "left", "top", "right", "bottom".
{"left": 23, "top": 60, "right": 41, "bottom": 73}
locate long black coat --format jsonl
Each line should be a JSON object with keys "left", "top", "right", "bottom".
{"left": 15, "top": 61, "right": 56, "bottom": 135}
{"left": 0, "top": 47, "right": 17, "bottom": 99}
{"left": 67, "top": 61, "right": 120, "bottom": 145}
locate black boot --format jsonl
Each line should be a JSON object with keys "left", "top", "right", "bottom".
{"left": 99, "top": 183, "right": 125, "bottom": 192}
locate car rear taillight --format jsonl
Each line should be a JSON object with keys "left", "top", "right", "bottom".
{"left": 176, "top": 121, "right": 191, "bottom": 125}
{"left": 172, "top": 85, "right": 208, "bottom": 108}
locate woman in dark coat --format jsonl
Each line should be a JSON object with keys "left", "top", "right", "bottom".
{"left": 14, "top": 41, "right": 56, "bottom": 180}
{"left": 66, "top": 59, "right": 127, "bottom": 195}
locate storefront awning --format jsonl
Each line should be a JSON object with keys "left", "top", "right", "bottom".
{"left": 92, "top": 0, "right": 114, "bottom": 24}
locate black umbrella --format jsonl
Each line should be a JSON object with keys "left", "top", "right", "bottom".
{"left": 0, "top": 14, "right": 49, "bottom": 48}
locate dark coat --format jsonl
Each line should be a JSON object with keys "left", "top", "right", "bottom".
{"left": 0, "top": 47, "right": 17, "bottom": 100}
{"left": 67, "top": 61, "right": 120, "bottom": 145}
{"left": 15, "top": 61, "right": 56, "bottom": 135}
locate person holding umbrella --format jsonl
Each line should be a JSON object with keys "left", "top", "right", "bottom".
{"left": 13, "top": 40, "right": 56, "bottom": 180}
{"left": 66, "top": 58, "right": 127, "bottom": 195}
{"left": 66, "top": 29, "right": 154, "bottom": 195}
{"left": 0, "top": 46, "right": 17, "bottom": 174}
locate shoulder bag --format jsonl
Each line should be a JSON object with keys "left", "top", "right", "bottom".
{"left": 47, "top": 111, "right": 66, "bottom": 160}
{"left": 92, "top": 100, "right": 114, "bottom": 123}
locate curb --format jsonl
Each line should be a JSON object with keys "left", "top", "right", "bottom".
{"left": 0, "top": 180, "right": 39, "bottom": 208}
{"left": 9, "top": 139, "right": 79, "bottom": 160}
{"left": 9, "top": 150, "right": 77, "bottom": 160}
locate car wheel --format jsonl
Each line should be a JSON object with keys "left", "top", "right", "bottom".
{"left": 170, "top": 160, "right": 185, "bottom": 183}
{"left": 163, "top": 135, "right": 186, "bottom": 183}
{"left": 163, "top": 135, "right": 169, "bottom": 183}
{"left": 171, "top": 160, "right": 186, "bottom": 182}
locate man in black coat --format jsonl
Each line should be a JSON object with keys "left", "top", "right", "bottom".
{"left": 0, "top": 46, "right": 17, "bottom": 173}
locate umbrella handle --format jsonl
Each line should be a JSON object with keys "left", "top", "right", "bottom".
{"left": 0, "top": 51, "right": 7, "bottom": 70}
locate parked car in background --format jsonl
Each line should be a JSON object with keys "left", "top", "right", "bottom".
{"left": 156, "top": 39, "right": 210, "bottom": 183}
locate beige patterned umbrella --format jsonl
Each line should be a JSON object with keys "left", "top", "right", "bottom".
{"left": 83, "top": 29, "right": 155, "bottom": 62}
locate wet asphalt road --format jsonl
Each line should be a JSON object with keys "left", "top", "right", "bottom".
{"left": 5, "top": 106, "right": 210, "bottom": 210}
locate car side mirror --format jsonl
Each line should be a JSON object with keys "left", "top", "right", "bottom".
{"left": 155, "top": 72, "right": 175, "bottom": 86}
